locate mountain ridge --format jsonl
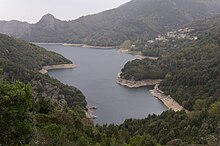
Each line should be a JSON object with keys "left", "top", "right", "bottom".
{"left": 0, "top": 0, "right": 220, "bottom": 46}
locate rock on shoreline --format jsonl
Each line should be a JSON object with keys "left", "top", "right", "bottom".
{"left": 39, "top": 64, "right": 77, "bottom": 74}
{"left": 85, "top": 106, "right": 97, "bottom": 119}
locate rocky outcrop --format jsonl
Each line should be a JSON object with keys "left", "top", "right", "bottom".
{"left": 32, "top": 80, "right": 67, "bottom": 107}
{"left": 85, "top": 106, "right": 97, "bottom": 119}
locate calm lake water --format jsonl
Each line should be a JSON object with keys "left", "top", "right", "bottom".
{"left": 39, "top": 44, "right": 167, "bottom": 125}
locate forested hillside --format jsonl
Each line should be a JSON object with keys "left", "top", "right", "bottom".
{"left": 119, "top": 16, "right": 220, "bottom": 57}
{"left": 0, "top": 34, "right": 71, "bottom": 70}
{"left": 0, "top": 0, "right": 220, "bottom": 46}
{"left": 120, "top": 17, "right": 220, "bottom": 111}
{"left": 0, "top": 34, "right": 88, "bottom": 145}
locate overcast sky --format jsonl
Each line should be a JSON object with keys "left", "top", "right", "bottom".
{"left": 0, "top": 0, "right": 130, "bottom": 23}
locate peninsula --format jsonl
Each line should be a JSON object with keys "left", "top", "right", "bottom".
{"left": 117, "top": 72, "right": 162, "bottom": 88}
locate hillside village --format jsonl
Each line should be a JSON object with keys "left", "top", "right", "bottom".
{"left": 148, "top": 27, "right": 198, "bottom": 43}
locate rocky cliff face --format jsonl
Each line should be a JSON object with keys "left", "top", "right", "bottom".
{"left": 36, "top": 13, "right": 56, "bottom": 30}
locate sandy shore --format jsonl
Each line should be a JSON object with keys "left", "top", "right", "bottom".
{"left": 150, "top": 84, "right": 188, "bottom": 112}
{"left": 117, "top": 48, "right": 159, "bottom": 60}
{"left": 39, "top": 64, "right": 77, "bottom": 74}
{"left": 63, "top": 43, "right": 117, "bottom": 49}
{"left": 33, "top": 42, "right": 64, "bottom": 45}
{"left": 117, "top": 72, "right": 162, "bottom": 88}
{"left": 62, "top": 43, "right": 83, "bottom": 47}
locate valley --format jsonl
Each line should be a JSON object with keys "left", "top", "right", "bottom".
{"left": 38, "top": 44, "right": 167, "bottom": 124}
{"left": 1, "top": 0, "right": 220, "bottom": 145}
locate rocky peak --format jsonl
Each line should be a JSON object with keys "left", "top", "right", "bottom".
{"left": 41, "top": 13, "right": 55, "bottom": 21}
{"left": 37, "top": 13, "right": 56, "bottom": 29}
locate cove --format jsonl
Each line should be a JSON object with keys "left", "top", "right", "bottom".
{"left": 38, "top": 44, "right": 167, "bottom": 125}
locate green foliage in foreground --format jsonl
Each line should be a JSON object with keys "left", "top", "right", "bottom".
{"left": 0, "top": 81, "right": 33, "bottom": 145}
{"left": 0, "top": 34, "right": 89, "bottom": 145}
{"left": 1, "top": 79, "right": 220, "bottom": 145}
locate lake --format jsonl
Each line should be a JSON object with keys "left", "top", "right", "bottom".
{"left": 39, "top": 44, "right": 167, "bottom": 125}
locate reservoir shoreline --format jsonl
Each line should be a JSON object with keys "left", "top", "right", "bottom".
{"left": 117, "top": 72, "right": 162, "bottom": 88}
{"left": 117, "top": 48, "right": 186, "bottom": 112}
{"left": 117, "top": 74, "right": 186, "bottom": 112}
{"left": 39, "top": 63, "right": 95, "bottom": 119}
{"left": 150, "top": 84, "right": 187, "bottom": 112}
{"left": 34, "top": 42, "right": 117, "bottom": 49}
{"left": 39, "top": 44, "right": 168, "bottom": 124}
{"left": 117, "top": 48, "right": 159, "bottom": 60}
{"left": 39, "top": 64, "right": 76, "bottom": 74}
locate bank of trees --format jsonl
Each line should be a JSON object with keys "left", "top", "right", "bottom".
{"left": 121, "top": 21, "right": 220, "bottom": 111}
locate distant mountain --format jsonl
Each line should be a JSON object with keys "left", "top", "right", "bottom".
{"left": 0, "top": 0, "right": 220, "bottom": 46}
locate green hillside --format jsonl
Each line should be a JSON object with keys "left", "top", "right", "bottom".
{"left": 0, "top": 34, "right": 88, "bottom": 145}
{"left": 0, "top": 34, "right": 71, "bottom": 70}
{"left": 120, "top": 18, "right": 220, "bottom": 111}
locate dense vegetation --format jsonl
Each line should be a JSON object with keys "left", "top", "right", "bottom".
{"left": 0, "top": 34, "right": 71, "bottom": 70}
{"left": 121, "top": 59, "right": 165, "bottom": 80}
{"left": 121, "top": 18, "right": 220, "bottom": 110}
{"left": 120, "top": 16, "right": 220, "bottom": 57}
{"left": 0, "top": 34, "right": 90, "bottom": 145}
{"left": 0, "top": 81, "right": 33, "bottom": 145}
{"left": 1, "top": 0, "right": 220, "bottom": 46}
